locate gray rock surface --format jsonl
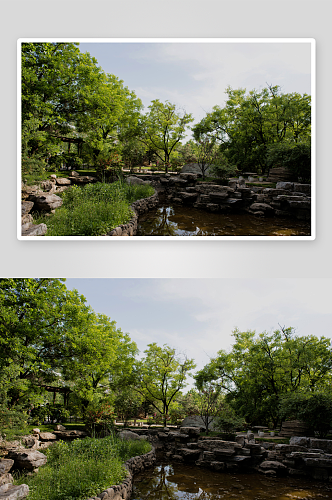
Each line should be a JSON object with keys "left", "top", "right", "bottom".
{"left": 7, "top": 449, "right": 47, "bottom": 471}
{"left": 0, "top": 484, "right": 29, "bottom": 499}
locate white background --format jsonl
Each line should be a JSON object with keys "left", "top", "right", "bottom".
{"left": 2, "top": 0, "right": 331, "bottom": 278}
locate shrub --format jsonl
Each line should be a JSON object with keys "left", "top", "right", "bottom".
{"left": 84, "top": 401, "right": 115, "bottom": 436}
{"left": 215, "top": 404, "right": 245, "bottom": 437}
{"left": 279, "top": 392, "right": 332, "bottom": 438}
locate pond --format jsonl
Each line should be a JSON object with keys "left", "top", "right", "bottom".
{"left": 136, "top": 203, "right": 311, "bottom": 236}
{"left": 132, "top": 462, "right": 332, "bottom": 500}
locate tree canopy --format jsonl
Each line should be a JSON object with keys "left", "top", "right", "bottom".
{"left": 192, "top": 85, "right": 311, "bottom": 177}
{"left": 133, "top": 343, "right": 196, "bottom": 425}
{"left": 195, "top": 326, "right": 332, "bottom": 427}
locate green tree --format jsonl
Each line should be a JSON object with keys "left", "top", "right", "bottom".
{"left": 138, "top": 100, "right": 194, "bottom": 173}
{"left": 195, "top": 327, "right": 332, "bottom": 428}
{"left": 134, "top": 343, "right": 196, "bottom": 426}
{"left": 192, "top": 382, "right": 223, "bottom": 434}
{"left": 193, "top": 85, "right": 311, "bottom": 175}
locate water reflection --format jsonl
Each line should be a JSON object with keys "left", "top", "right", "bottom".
{"left": 137, "top": 204, "right": 311, "bottom": 236}
{"left": 131, "top": 463, "right": 332, "bottom": 499}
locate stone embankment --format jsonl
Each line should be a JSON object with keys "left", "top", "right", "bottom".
{"left": 146, "top": 173, "right": 311, "bottom": 221}
{"left": 122, "top": 427, "right": 332, "bottom": 482}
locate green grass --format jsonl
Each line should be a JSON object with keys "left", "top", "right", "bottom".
{"left": 15, "top": 434, "right": 151, "bottom": 500}
{"left": 34, "top": 181, "right": 155, "bottom": 236}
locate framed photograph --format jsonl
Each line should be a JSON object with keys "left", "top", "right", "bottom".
{"left": 18, "top": 38, "right": 315, "bottom": 240}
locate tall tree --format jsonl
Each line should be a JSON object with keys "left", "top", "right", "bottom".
{"left": 192, "top": 85, "right": 311, "bottom": 175}
{"left": 195, "top": 327, "right": 332, "bottom": 427}
{"left": 134, "top": 343, "right": 196, "bottom": 426}
{"left": 138, "top": 100, "right": 193, "bottom": 172}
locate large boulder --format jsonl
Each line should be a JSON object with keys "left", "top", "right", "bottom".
{"left": 27, "top": 193, "right": 63, "bottom": 212}
{"left": 126, "top": 176, "right": 151, "bottom": 186}
{"left": 39, "top": 432, "right": 56, "bottom": 442}
{"left": 7, "top": 450, "right": 47, "bottom": 471}
{"left": 118, "top": 430, "right": 142, "bottom": 441}
{"left": 56, "top": 178, "right": 71, "bottom": 186}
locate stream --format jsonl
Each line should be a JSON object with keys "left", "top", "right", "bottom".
{"left": 136, "top": 203, "right": 311, "bottom": 236}
{"left": 131, "top": 462, "right": 332, "bottom": 500}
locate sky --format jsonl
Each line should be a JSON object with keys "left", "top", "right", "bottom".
{"left": 79, "top": 40, "right": 312, "bottom": 141}
{"left": 65, "top": 278, "right": 331, "bottom": 389}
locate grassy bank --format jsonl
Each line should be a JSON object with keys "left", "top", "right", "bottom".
{"left": 16, "top": 434, "right": 151, "bottom": 500}
{"left": 34, "top": 181, "right": 155, "bottom": 236}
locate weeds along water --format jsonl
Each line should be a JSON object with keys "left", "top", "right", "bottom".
{"left": 34, "top": 181, "right": 155, "bottom": 236}
{"left": 15, "top": 434, "right": 151, "bottom": 500}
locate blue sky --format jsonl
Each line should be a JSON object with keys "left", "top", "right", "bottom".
{"left": 79, "top": 40, "right": 312, "bottom": 141}
{"left": 65, "top": 278, "right": 331, "bottom": 389}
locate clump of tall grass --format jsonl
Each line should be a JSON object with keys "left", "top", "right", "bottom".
{"left": 34, "top": 181, "right": 155, "bottom": 236}
{"left": 15, "top": 434, "right": 151, "bottom": 500}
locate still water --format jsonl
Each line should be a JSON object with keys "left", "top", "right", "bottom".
{"left": 137, "top": 204, "right": 311, "bottom": 236}
{"left": 131, "top": 463, "right": 332, "bottom": 500}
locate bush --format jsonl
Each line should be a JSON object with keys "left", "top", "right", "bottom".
{"left": 266, "top": 142, "right": 311, "bottom": 183}
{"left": 279, "top": 392, "right": 332, "bottom": 438}
{"left": 210, "top": 160, "right": 238, "bottom": 182}
{"left": 215, "top": 404, "right": 245, "bottom": 436}
{"left": 84, "top": 401, "right": 115, "bottom": 436}
{"left": 16, "top": 434, "right": 151, "bottom": 500}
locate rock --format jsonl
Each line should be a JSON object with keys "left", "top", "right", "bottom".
{"left": 21, "top": 214, "right": 33, "bottom": 226}
{"left": 0, "top": 460, "right": 14, "bottom": 475}
{"left": 293, "top": 183, "right": 311, "bottom": 194}
{"left": 40, "top": 180, "right": 56, "bottom": 193}
{"left": 0, "top": 474, "right": 13, "bottom": 487}
{"left": 276, "top": 182, "right": 294, "bottom": 190}
{"left": 126, "top": 176, "right": 151, "bottom": 186}
{"left": 260, "top": 460, "right": 287, "bottom": 471}
{"left": 39, "top": 432, "right": 56, "bottom": 442}
{"left": 198, "top": 440, "right": 236, "bottom": 452}
{"left": 178, "top": 192, "right": 198, "bottom": 203}
{"left": 55, "top": 178, "right": 71, "bottom": 186}
{"left": 32, "top": 429, "right": 40, "bottom": 435}
{"left": 21, "top": 201, "right": 34, "bottom": 216}
{"left": 27, "top": 193, "right": 63, "bottom": 212}
{"left": 21, "top": 223, "right": 47, "bottom": 236}
{"left": 50, "top": 174, "right": 57, "bottom": 179}
{"left": 0, "top": 483, "right": 29, "bottom": 499}
{"left": 118, "top": 431, "right": 142, "bottom": 441}
{"left": 69, "top": 175, "right": 97, "bottom": 185}
{"left": 20, "top": 436, "right": 38, "bottom": 449}
{"left": 21, "top": 185, "right": 43, "bottom": 200}
{"left": 289, "top": 436, "right": 310, "bottom": 447}
{"left": 69, "top": 171, "right": 80, "bottom": 177}
{"left": 179, "top": 427, "right": 201, "bottom": 437}
{"left": 209, "top": 192, "right": 229, "bottom": 203}
{"left": 179, "top": 448, "right": 201, "bottom": 461}
{"left": 179, "top": 173, "right": 198, "bottom": 182}
{"left": 54, "top": 425, "right": 66, "bottom": 431}
{"left": 249, "top": 202, "right": 274, "bottom": 214}
{"left": 7, "top": 450, "right": 47, "bottom": 471}
{"left": 309, "top": 438, "right": 332, "bottom": 453}
{"left": 53, "top": 430, "right": 87, "bottom": 440}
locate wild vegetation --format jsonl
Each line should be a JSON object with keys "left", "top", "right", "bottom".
{"left": 1, "top": 279, "right": 331, "bottom": 442}
{"left": 34, "top": 181, "right": 154, "bottom": 236}
{"left": 15, "top": 435, "right": 151, "bottom": 500}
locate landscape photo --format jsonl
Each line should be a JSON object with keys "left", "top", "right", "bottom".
{"left": 19, "top": 39, "right": 315, "bottom": 239}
